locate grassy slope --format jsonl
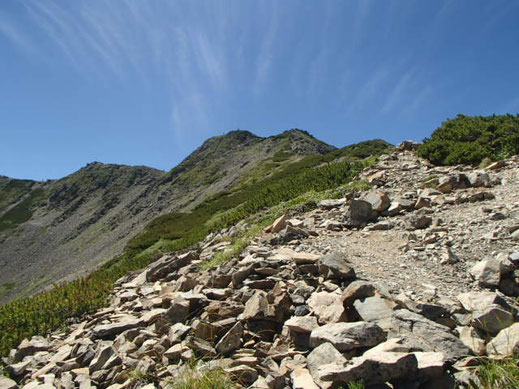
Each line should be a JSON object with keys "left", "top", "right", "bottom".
{"left": 0, "top": 139, "right": 392, "bottom": 356}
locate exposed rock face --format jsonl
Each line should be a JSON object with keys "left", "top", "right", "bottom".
{"left": 6, "top": 150, "right": 519, "bottom": 389}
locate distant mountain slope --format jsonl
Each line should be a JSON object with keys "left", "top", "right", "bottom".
{"left": 0, "top": 129, "right": 339, "bottom": 303}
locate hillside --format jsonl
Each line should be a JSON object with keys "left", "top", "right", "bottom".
{"left": 0, "top": 129, "right": 368, "bottom": 304}
{"left": 3, "top": 145, "right": 519, "bottom": 388}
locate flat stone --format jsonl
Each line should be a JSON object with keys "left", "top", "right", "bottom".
{"left": 389, "top": 309, "right": 470, "bottom": 361}
{"left": 284, "top": 316, "right": 319, "bottom": 334}
{"left": 93, "top": 318, "right": 142, "bottom": 339}
{"left": 292, "top": 252, "right": 320, "bottom": 265}
{"left": 317, "top": 352, "right": 418, "bottom": 386}
{"left": 309, "top": 322, "right": 386, "bottom": 352}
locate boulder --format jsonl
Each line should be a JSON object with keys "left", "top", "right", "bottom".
{"left": 471, "top": 304, "right": 514, "bottom": 335}
{"left": 291, "top": 368, "right": 319, "bottom": 389}
{"left": 486, "top": 322, "right": 519, "bottom": 357}
{"left": 389, "top": 309, "right": 470, "bottom": 361}
{"left": 307, "top": 343, "right": 346, "bottom": 387}
{"left": 457, "top": 326, "right": 486, "bottom": 356}
{"left": 353, "top": 295, "right": 396, "bottom": 330}
{"left": 341, "top": 281, "right": 376, "bottom": 305}
{"left": 362, "top": 190, "right": 391, "bottom": 212}
{"left": 457, "top": 291, "right": 508, "bottom": 312}
{"left": 344, "top": 200, "right": 377, "bottom": 228}
{"left": 307, "top": 291, "right": 346, "bottom": 324}
{"left": 0, "top": 376, "right": 18, "bottom": 389}
{"left": 317, "top": 352, "right": 418, "bottom": 386}
{"left": 12, "top": 337, "right": 51, "bottom": 363}
{"left": 89, "top": 344, "right": 116, "bottom": 373}
{"left": 242, "top": 291, "right": 271, "bottom": 321}
{"left": 284, "top": 316, "right": 319, "bottom": 334}
{"left": 469, "top": 259, "right": 503, "bottom": 287}
{"left": 309, "top": 322, "right": 386, "bottom": 352}
{"left": 318, "top": 253, "right": 356, "bottom": 282}
{"left": 271, "top": 214, "right": 287, "bottom": 233}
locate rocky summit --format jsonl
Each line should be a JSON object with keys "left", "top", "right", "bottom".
{"left": 3, "top": 144, "right": 519, "bottom": 388}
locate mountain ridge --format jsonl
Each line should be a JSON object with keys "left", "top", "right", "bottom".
{"left": 0, "top": 128, "right": 373, "bottom": 304}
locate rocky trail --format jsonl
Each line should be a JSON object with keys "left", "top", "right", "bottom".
{"left": 3, "top": 146, "right": 519, "bottom": 389}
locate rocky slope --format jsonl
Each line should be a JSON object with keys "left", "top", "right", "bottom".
{"left": 0, "top": 130, "right": 335, "bottom": 303}
{"left": 4, "top": 145, "right": 519, "bottom": 388}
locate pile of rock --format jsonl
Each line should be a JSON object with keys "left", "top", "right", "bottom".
{"left": 3, "top": 150, "right": 519, "bottom": 388}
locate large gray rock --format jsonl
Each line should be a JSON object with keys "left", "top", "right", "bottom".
{"left": 486, "top": 322, "right": 519, "bottom": 357}
{"left": 309, "top": 322, "right": 386, "bottom": 352}
{"left": 307, "top": 291, "right": 346, "bottom": 324}
{"left": 344, "top": 200, "right": 377, "bottom": 228}
{"left": 318, "top": 253, "right": 356, "bottom": 282}
{"left": 341, "top": 281, "right": 376, "bottom": 305}
{"left": 362, "top": 190, "right": 391, "bottom": 212}
{"left": 317, "top": 352, "right": 418, "bottom": 387}
{"left": 284, "top": 316, "right": 319, "bottom": 334}
{"left": 467, "top": 171, "right": 491, "bottom": 188}
{"left": 457, "top": 291, "right": 509, "bottom": 312}
{"left": 389, "top": 309, "right": 470, "bottom": 361}
{"left": 291, "top": 367, "right": 319, "bottom": 389}
{"left": 353, "top": 295, "right": 396, "bottom": 330}
{"left": 471, "top": 304, "right": 514, "bottom": 334}
{"left": 0, "top": 376, "right": 18, "bottom": 389}
{"left": 469, "top": 259, "right": 503, "bottom": 287}
{"left": 92, "top": 317, "right": 142, "bottom": 339}
{"left": 307, "top": 343, "right": 346, "bottom": 387}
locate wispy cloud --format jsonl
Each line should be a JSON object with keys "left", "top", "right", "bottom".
{"left": 347, "top": 66, "right": 390, "bottom": 113}
{"left": 0, "top": 11, "right": 38, "bottom": 56}
{"left": 253, "top": 4, "right": 279, "bottom": 96}
{"left": 381, "top": 70, "right": 414, "bottom": 114}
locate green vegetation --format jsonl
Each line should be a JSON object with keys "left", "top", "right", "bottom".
{"left": 468, "top": 357, "right": 519, "bottom": 389}
{"left": 0, "top": 178, "right": 35, "bottom": 214}
{"left": 345, "top": 380, "right": 366, "bottom": 389}
{"left": 0, "top": 188, "right": 46, "bottom": 232}
{"left": 165, "top": 366, "right": 235, "bottom": 389}
{"left": 418, "top": 114, "right": 519, "bottom": 166}
{"left": 0, "top": 138, "right": 390, "bottom": 357}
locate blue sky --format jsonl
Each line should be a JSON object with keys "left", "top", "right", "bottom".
{"left": 1, "top": 1, "right": 518, "bottom": 180}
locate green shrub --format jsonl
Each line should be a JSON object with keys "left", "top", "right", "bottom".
{"left": 418, "top": 114, "right": 519, "bottom": 166}
{"left": 165, "top": 366, "right": 235, "bottom": 389}
{"left": 468, "top": 357, "right": 519, "bottom": 389}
